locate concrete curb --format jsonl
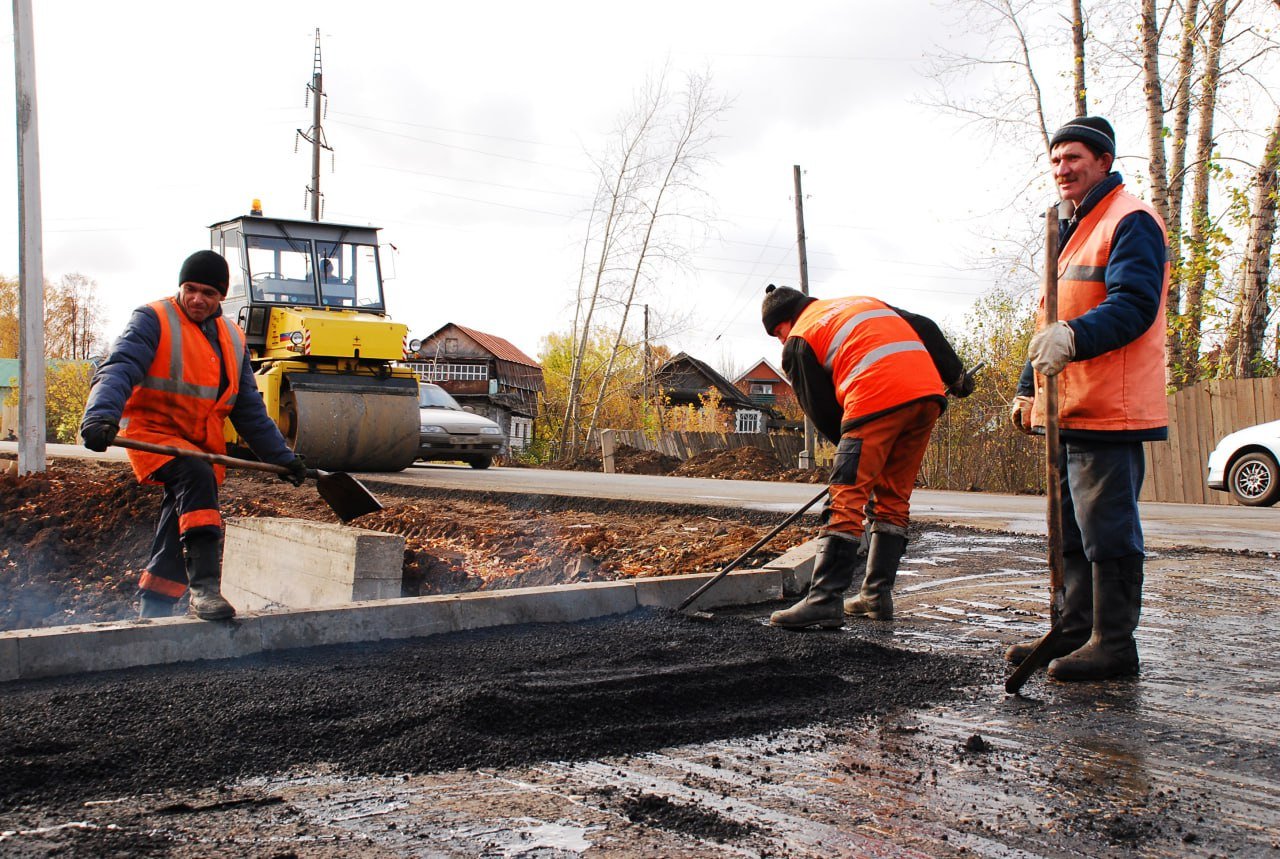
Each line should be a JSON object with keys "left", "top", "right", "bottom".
{"left": 0, "top": 564, "right": 795, "bottom": 684}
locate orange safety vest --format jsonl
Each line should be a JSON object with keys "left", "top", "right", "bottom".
{"left": 119, "top": 298, "right": 245, "bottom": 485}
{"left": 1032, "top": 186, "right": 1170, "bottom": 432}
{"left": 790, "top": 296, "right": 944, "bottom": 425}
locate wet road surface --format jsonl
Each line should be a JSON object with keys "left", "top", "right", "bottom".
{"left": 1, "top": 527, "right": 1277, "bottom": 857}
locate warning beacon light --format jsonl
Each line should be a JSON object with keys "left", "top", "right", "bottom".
{"left": 250, "top": 198, "right": 263, "bottom": 217}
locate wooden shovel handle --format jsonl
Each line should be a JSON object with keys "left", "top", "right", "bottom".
{"left": 111, "top": 436, "right": 312, "bottom": 477}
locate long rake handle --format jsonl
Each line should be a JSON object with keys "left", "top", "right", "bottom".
{"left": 1006, "top": 205, "right": 1065, "bottom": 695}
{"left": 677, "top": 486, "right": 829, "bottom": 613}
{"left": 111, "top": 437, "right": 313, "bottom": 478}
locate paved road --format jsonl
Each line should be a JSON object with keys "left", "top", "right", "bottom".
{"left": 10, "top": 442, "right": 1276, "bottom": 553}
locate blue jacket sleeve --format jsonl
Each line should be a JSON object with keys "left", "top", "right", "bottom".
{"left": 1067, "top": 211, "right": 1166, "bottom": 361}
{"left": 82, "top": 307, "right": 160, "bottom": 428}
{"left": 228, "top": 355, "right": 295, "bottom": 466}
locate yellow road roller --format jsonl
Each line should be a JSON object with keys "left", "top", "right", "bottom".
{"left": 212, "top": 206, "right": 422, "bottom": 472}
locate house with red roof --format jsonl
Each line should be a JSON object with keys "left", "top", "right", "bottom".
{"left": 405, "top": 323, "right": 544, "bottom": 451}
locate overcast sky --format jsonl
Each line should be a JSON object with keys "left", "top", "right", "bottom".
{"left": 0, "top": 1, "right": 1030, "bottom": 375}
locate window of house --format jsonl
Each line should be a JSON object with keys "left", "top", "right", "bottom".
{"left": 750, "top": 382, "right": 773, "bottom": 396}
{"left": 736, "top": 410, "right": 762, "bottom": 434}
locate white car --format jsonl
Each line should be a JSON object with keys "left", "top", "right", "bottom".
{"left": 417, "top": 382, "right": 506, "bottom": 469}
{"left": 1206, "top": 419, "right": 1280, "bottom": 507}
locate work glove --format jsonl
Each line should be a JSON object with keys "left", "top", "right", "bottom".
{"left": 947, "top": 369, "right": 977, "bottom": 398}
{"left": 1028, "top": 320, "right": 1076, "bottom": 376}
{"left": 1009, "top": 396, "right": 1035, "bottom": 435}
{"left": 280, "top": 455, "right": 308, "bottom": 487}
{"left": 81, "top": 419, "right": 119, "bottom": 452}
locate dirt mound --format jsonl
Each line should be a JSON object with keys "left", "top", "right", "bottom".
{"left": 673, "top": 446, "right": 788, "bottom": 480}
{"left": 0, "top": 459, "right": 810, "bottom": 631}
{"left": 551, "top": 443, "right": 682, "bottom": 475}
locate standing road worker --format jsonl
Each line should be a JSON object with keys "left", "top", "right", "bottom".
{"left": 80, "top": 250, "right": 308, "bottom": 620}
{"left": 1008, "top": 116, "right": 1169, "bottom": 681}
{"left": 762, "top": 284, "right": 974, "bottom": 630}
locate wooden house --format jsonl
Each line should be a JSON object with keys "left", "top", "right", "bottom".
{"left": 735, "top": 358, "right": 801, "bottom": 432}
{"left": 654, "top": 352, "right": 782, "bottom": 433}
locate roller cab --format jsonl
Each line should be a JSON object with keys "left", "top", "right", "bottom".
{"left": 212, "top": 209, "right": 422, "bottom": 472}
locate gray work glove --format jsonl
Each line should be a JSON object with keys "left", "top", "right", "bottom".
{"left": 81, "top": 419, "right": 119, "bottom": 452}
{"left": 948, "top": 369, "right": 977, "bottom": 398}
{"left": 1029, "top": 320, "right": 1076, "bottom": 376}
{"left": 281, "top": 455, "right": 308, "bottom": 487}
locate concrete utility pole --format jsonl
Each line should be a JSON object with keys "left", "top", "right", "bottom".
{"left": 297, "top": 28, "right": 332, "bottom": 222}
{"left": 793, "top": 165, "right": 815, "bottom": 468}
{"left": 13, "top": 0, "right": 46, "bottom": 475}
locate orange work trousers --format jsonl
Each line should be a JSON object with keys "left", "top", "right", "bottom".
{"left": 822, "top": 399, "right": 942, "bottom": 539}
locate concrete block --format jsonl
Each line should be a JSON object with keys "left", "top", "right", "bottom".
{"left": 764, "top": 538, "right": 821, "bottom": 596}
{"left": 451, "top": 582, "right": 637, "bottom": 630}
{"left": 13, "top": 616, "right": 264, "bottom": 681}
{"left": 223, "top": 517, "right": 405, "bottom": 611}
{"left": 256, "top": 597, "right": 460, "bottom": 652}
{"left": 0, "top": 635, "right": 18, "bottom": 683}
{"left": 635, "top": 570, "right": 783, "bottom": 610}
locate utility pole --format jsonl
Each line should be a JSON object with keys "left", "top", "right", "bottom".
{"left": 297, "top": 28, "right": 332, "bottom": 221}
{"left": 642, "top": 304, "right": 650, "bottom": 428}
{"left": 793, "top": 165, "right": 815, "bottom": 469}
{"left": 13, "top": 0, "right": 46, "bottom": 475}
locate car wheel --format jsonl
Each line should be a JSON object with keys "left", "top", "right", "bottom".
{"left": 468, "top": 456, "right": 493, "bottom": 470}
{"left": 1227, "top": 451, "right": 1280, "bottom": 506}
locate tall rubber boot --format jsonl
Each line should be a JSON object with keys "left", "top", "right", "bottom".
{"left": 769, "top": 535, "right": 861, "bottom": 630}
{"left": 843, "top": 532, "right": 908, "bottom": 621}
{"left": 1048, "top": 555, "right": 1142, "bottom": 681}
{"left": 185, "top": 534, "right": 236, "bottom": 621}
{"left": 1004, "top": 550, "right": 1093, "bottom": 666}
{"left": 138, "top": 592, "right": 176, "bottom": 619}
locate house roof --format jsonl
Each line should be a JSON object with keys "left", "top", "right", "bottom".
{"left": 734, "top": 358, "right": 786, "bottom": 384}
{"left": 656, "top": 352, "right": 762, "bottom": 411}
{"left": 439, "top": 323, "right": 540, "bottom": 368}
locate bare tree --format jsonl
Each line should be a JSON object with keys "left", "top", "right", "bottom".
{"left": 584, "top": 71, "right": 727, "bottom": 444}
{"left": 45, "top": 274, "right": 105, "bottom": 360}
{"left": 1071, "top": 0, "right": 1089, "bottom": 115}
{"left": 1221, "top": 108, "right": 1280, "bottom": 375}
{"left": 558, "top": 76, "right": 665, "bottom": 456}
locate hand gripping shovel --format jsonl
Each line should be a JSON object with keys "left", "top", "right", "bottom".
{"left": 111, "top": 437, "right": 383, "bottom": 523}
{"left": 1005, "top": 204, "right": 1067, "bottom": 695}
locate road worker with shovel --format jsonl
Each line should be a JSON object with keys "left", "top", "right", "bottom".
{"left": 1008, "top": 116, "right": 1170, "bottom": 682}
{"left": 80, "top": 251, "right": 309, "bottom": 621}
{"left": 762, "top": 285, "right": 973, "bottom": 630}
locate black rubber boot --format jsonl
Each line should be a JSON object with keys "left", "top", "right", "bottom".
{"left": 769, "top": 535, "right": 861, "bottom": 630}
{"left": 1048, "top": 555, "right": 1143, "bottom": 681}
{"left": 1005, "top": 550, "right": 1093, "bottom": 665}
{"left": 185, "top": 534, "right": 235, "bottom": 621}
{"left": 138, "top": 592, "right": 176, "bottom": 619}
{"left": 843, "top": 532, "right": 907, "bottom": 621}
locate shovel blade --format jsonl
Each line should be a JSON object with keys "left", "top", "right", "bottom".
{"left": 315, "top": 471, "right": 383, "bottom": 522}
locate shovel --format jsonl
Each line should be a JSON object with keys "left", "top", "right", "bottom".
{"left": 1006, "top": 204, "right": 1067, "bottom": 695}
{"left": 110, "top": 437, "right": 383, "bottom": 523}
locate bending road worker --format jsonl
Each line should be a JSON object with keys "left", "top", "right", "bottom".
{"left": 79, "top": 250, "right": 308, "bottom": 621}
{"left": 762, "top": 284, "right": 974, "bottom": 630}
{"left": 1008, "top": 116, "right": 1169, "bottom": 681}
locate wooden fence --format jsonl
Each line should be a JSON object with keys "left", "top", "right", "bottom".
{"left": 603, "top": 430, "right": 811, "bottom": 467}
{"left": 1142, "top": 377, "right": 1280, "bottom": 505}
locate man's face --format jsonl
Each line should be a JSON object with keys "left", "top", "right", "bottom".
{"left": 773, "top": 319, "right": 794, "bottom": 344}
{"left": 178, "top": 281, "right": 223, "bottom": 323}
{"left": 1051, "top": 141, "right": 1113, "bottom": 204}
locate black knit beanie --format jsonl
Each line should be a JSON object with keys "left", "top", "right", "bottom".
{"left": 178, "top": 250, "right": 230, "bottom": 296}
{"left": 1049, "top": 116, "right": 1116, "bottom": 159}
{"left": 761, "top": 284, "right": 815, "bottom": 335}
